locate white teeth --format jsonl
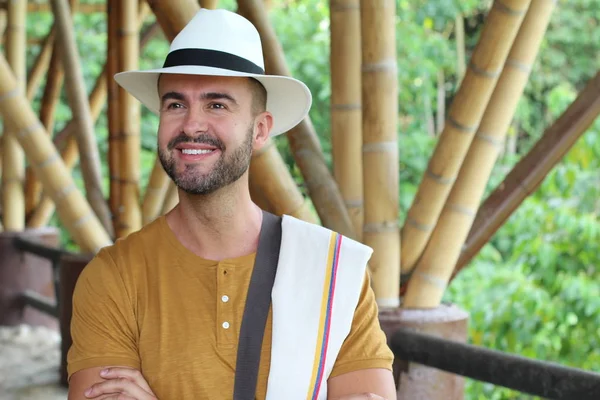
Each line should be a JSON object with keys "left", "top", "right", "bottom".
{"left": 181, "top": 149, "right": 213, "bottom": 155}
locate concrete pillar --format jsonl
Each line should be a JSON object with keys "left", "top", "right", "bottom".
{"left": 379, "top": 303, "right": 469, "bottom": 399}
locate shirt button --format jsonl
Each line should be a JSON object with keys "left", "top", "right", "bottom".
{"left": 222, "top": 321, "right": 230, "bottom": 329}
{"left": 221, "top": 295, "right": 229, "bottom": 303}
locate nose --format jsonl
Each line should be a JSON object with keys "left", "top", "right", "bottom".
{"left": 181, "top": 106, "right": 209, "bottom": 136}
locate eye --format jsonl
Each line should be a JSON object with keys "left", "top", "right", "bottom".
{"left": 209, "top": 102, "right": 227, "bottom": 110}
{"left": 166, "top": 102, "right": 184, "bottom": 110}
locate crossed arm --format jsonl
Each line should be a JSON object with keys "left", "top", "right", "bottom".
{"left": 68, "top": 365, "right": 397, "bottom": 400}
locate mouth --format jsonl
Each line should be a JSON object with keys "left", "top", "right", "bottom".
{"left": 175, "top": 145, "right": 220, "bottom": 161}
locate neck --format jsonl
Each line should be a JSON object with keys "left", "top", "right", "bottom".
{"left": 166, "top": 177, "right": 263, "bottom": 261}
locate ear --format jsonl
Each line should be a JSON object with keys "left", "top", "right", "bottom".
{"left": 253, "top": 111, "right": 273, "bottom": 151}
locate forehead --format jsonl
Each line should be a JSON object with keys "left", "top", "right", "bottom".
{"left": 157, "top": 74, "right": 250, "bottom": 96}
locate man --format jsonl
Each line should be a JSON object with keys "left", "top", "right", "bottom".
{"left": 67, "top": 8, "right": 396, "bottom": 400}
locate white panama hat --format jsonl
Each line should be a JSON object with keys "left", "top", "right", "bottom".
{"left": 114, "top": 8, "right": 312, "bottom": 137}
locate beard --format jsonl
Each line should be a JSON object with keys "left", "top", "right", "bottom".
{"left": 158, "top": 126, "right": 254, "bottom": 196}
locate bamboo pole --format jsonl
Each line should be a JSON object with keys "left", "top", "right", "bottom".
{"left": 0, "top": 10, "right": 6, "bottom": 45}
{"left": 145, "top": 0, "right": 200, "bottom": 42}
{"left": 359, "top": 0, "right": 399, "bottom": 307}
{"left": 29, "top": 12, "right": 155, "bottom": 229}
{"left": 146, "top": 0, "right": 318, "bottom": 224}
{"left": 330, "top": 0, "right": 363, "bottom": 240}
{"left": 199, "top": 0, "right": 219, "bottom": 8}
{"left": 238, "top": 0, "right": 355, "bottom": 238}
{"left": 50, "top": 0, "right": 113, "bottom": 237}
{"left": 248, "top": 140, "right": 317, "bottom": 221}
{"left": 107, "top": 0, "right": 122, "bottom": 235}
{"left": 455, "top": 14, "right": 466, "bottom": 82}
{"left": 161, "top": 181, "right": 179, "bottom": 214}
{"left": 116, "top": 0, "right": 142, "bottom": 238}
{"left": 27, "top": 67, "right": 106, "bottom": 228}
{"left": 1, "top": 0, "right": 27, "bottom": 231}
{"left": 399, "top": 0, "right": 531, "bottom": 275}
{"left": 25, "top": 41, "right": 65, "bottom": 217}
{"left": 27, "top": 138, "right": 79, "bottom": 228}
{"left": 27, "top": 3, "right": 106, "bottom": 14}
{"left": 141, "top": 158, "right": 170, "bottom": 225}
{"left": 26, "top": 27, "right": 55, "bottom": 102}
{"left": 453, "top": 69, "right": 600, "bottom": 277}
{"left": 249, "top": 175, "right": 273, "bottom": 212}
{"left": 0, "top": 55, "right": 112, "bottom": 253}
{"left": 403, "top": 0, "right": 556, "bottom": 308}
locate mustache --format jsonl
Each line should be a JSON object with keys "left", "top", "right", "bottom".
{"left": 167, "top": 133, "right": 225, "bottom": 151}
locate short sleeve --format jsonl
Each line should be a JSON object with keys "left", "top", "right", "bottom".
{"left": 67, "top": 248, "right": 140, "bottom": 380}
{"left": 329, "top": 270, "right": 394, "bottom": 378}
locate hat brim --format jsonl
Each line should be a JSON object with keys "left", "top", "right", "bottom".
{"left": 114, "top": 66, "right": 312, "bottom": 137}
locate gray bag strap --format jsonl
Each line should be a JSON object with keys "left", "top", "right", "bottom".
{"left": 233, "top": 210, "right": 282, "bottom": 400}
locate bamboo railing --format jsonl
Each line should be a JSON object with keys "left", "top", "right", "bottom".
{"left": 330, "top": 0, "right": 363, "bottom": 239}
{"left": 454, "top": 69, "right": 600, "bottom": 276}
{"left": 399, "top": 0, "right": 532, "bottom": 277}
{"left": 2, "top": 0, "right": 27, "bottom": 231}
{"left": 145, "top": 0, "right": 317, "bottom": 224}
{"left": 238, "top": 0, "right": 355, "bottom": 239}
{"left": 0, "top": 54, "right": 112, "bottom": 253}
{"left": 360, "top": 0, "right": 399, "bottom": 307}
{"left": 50, "top": 0, "right": 113, "bottom": 237}
{"left": 116, "top": 0, "right": 142, "bottom": 238}
{"left": 403, "top": 0, "right": 555, "bottom": 308}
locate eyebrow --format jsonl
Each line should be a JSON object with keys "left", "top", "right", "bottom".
{"left": 160, "top": 91, "right": 185, "bottom": 104}
{"left": 160, "top": 91, "right": 238, "bottom": 106}
{"left": 200, "top": 92, "right": 238, "bottom": 105}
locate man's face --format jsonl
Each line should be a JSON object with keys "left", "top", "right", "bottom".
{"left": 157, "top": 74, "right": 268, "bottom": 196}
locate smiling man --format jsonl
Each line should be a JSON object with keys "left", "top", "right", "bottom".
{"left": 66, "top": 8, "right": 396, "bottom": 400}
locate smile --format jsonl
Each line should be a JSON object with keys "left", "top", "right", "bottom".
{"left": 181, "top": 149, "right": 215, "bottom": 155}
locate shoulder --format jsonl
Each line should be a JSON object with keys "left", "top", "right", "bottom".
{"left": 75, "top": 217, "right": 168, "bottom": 298}
{"left": 281, "top": 214, "right": 373, "bottom": 258}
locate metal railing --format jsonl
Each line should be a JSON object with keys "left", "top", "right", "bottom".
{"left": 389, "top": 327, "right": 600, "bottom": 399}
{"left": 13, "top": 236, "right": 74, "bottom": 318}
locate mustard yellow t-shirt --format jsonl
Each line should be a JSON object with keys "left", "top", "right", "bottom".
{"left": 67, "top": 216, "right": 394, "bottom": 399}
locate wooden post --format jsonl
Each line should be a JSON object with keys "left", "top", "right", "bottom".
{"left": 0, "top": 55, "right": 112, "bottom": 253}
{"left": 1, "top": 0, "right": 27, "bottom": 231}
{"left": 238, "top": 0, "right": 355, "bottom": 238}
{"left": 403, "top": 0, "right": 555, "bottom": 308}
{"left": 145, "top": 0, "right": 318, "bottom": 224}
{"left": 330, "top": 0, "right": 363, "bottom": 239}
{"left": 454, "top": 69, "right": 600, "bottom": 275}
{"left": 360, "top": 0, "right": 400, "bottom": 307}
{"left": 116, "top": 0, "right": 142, "bottom": 237}
{"left": 50, "top": 0, "right": 113, "bottom": 237}
{"left": 399, "top": 0, "right": 531, "bottom": 276}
